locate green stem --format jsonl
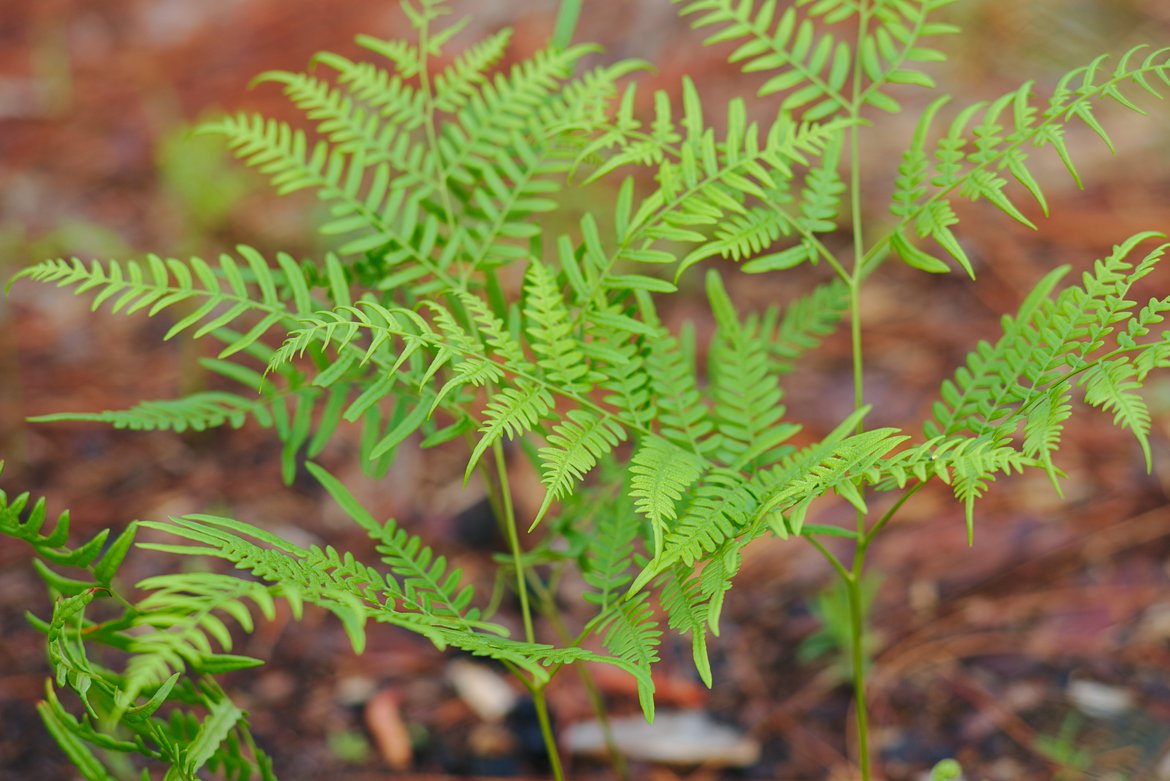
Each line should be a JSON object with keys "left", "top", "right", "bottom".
{"left": 492, "top": 442, "right": 567, "bottom": 779}
{"left": 805, "top": 534, "right": 851, "bottom": 582}
{"left": 531, "top": 682, "right": 566, "bottom": 781}
{"left": 849, "top": 3, "right": 874, "bottom": 778}
{"left": 551, "top": 0, "right": 583, "bottom": 50}
{"left": 847, "top": 546, "right": 871, "bottom": 780}
{"left": 492, "top": 439, "right": 535, "bottom": 643}
{"left": 863, "top": 482, "right": 924, "bottom": 546}
{"left": 531, "top": 577, "right": 631, "bottom": 781}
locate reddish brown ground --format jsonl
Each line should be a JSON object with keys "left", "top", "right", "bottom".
{"left": 3, "top": 2, "right": 1170, "bottom": 780}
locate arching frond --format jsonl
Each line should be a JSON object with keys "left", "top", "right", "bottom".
{"left": 534, "top": 409, "right": 627, "bottom": 528}
{"left": 672, "top": 0, "right": 853, "bottom": 120}
{"left": 705, "top": 271, "right": 798, "bottom": 469}
{"left": 629, "top": 435, "right": 706, "bottom": 558}
{"left": 11, "top": 246, "right": 310, "bottom": 357}
{"left": 29, "top": 392, "right": 272, "bottom": 433}
{"left": 593, "top": 594, "right": 661, "bottom": 720}
{"left": 887, "top": 48, "right": 1170, "bottom": 276}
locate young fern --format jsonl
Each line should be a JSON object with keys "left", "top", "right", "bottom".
{"left": 7, "top": 1, "right": 1170, "bottom": 779}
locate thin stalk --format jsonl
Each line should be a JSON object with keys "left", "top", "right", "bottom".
{"left": 849, "top": 3, "right": 875, "bottom": 778}
{"left": 492, "top": 441, "right": 566, "bottom": 779}
{"left": 531, "top": 577, "right": 631, "bottom": 781}
{"left": 847, "top": 539, "right": 871, "bottom": 780}
{"left": 492, "top": 439, "right": 535, "bottom": 644}
{"left": 551, "top": 0, "right": 583, "bottom": 50}
{"left": 863, "top": 483, "right": 925, "bottom": 546}
{"left": 805, "top": 534, "right": 852, "bottom": 583}
{"left": 531, "top": 680, "right": 566, "bottom": 781}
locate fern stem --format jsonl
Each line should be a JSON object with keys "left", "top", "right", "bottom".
{"left": 846, "top": 551, "right": 872, "bottom": 780}
{"left": 491, "top": 439, "right": 567, "bottom": 780}
{"left": 551, "top": 0, "right": 582, "bottom": 50}
{"left": 534, "top": 577, "right": 631, "bottom": 781}
{"left": 849, "top": 5, "right": 874, "bottom": 779}
{"left": 416, "top": 8, "right": 458, "bottom": 237}
{"left": 804, "top": 533, "right": 851, "bottom": 583}
{"left": 492, "top": 439, "right": 536, "bottom": 644}
{"left": 531, "top": 682, "right": 566, "bottom": 781}
{"left": 863, "top": 482, "right": 924, "bottom": 546}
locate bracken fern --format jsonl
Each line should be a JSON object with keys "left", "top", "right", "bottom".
{"left": 7, "top": 1, "right": 1170, "bottom": 779}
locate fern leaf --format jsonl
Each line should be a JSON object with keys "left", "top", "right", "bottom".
{"left": 524, "top": 260, "right": 593, "bottom": 393}
{"left": 656, "top": 564, "right": 712, "bottom": 686}
{"left": 533, "top": 409, "right": 627, "bottom": 529}
{"left": 29, "top": 392, "right": 272, "bottom": 433}
{"left": 629, "top": 435, "right": 706, "bottom": 558}
{"left": 1081, "top": 358, "right": 1152, "bottom": 469}
{"left": 766, "top": 278, "right": 849, "bottom": 373}
{"left": 644, "top": 326, "right": 718, "bottom": 456}
{"left": 11, "top": 248, "right": 301, "bottom": 356}
{"left": 673, "top": 0, "right": 852, "bottom": 120}
{"left": 705, "top": 270, "right": 797, "bottom": 469}
{"left": 594, "top": 594, "right": 661, "bottom": 721}
{"left": 886, "top": 47, "right": 1170, "bottom": 275}
{"left": 582, "top": 497, "right": 642, "bottom": 613}
{"left": 433, "top": 28, "right": 514, "bottom": 112}
{"left": 465, "top": 384, "right": 554, "bottom": 481}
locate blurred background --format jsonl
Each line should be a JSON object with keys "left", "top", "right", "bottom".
{"left": 3, "top": 1, "right": 1170, "bottom": 779}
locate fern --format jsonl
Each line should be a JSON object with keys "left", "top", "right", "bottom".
{"left": 11, "top": 247, "right": 314, "bottom": 357}
{"left": 886, "top": 47, "right": 1170, "bottom": 276}
{"left": 8, "top": 3, "right": 1170, "bottom": 779}
{"left": 629, "top": 435, "right": 706, "bottom": 558}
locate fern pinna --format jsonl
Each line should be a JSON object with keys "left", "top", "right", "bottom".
{"left": 7, "top": 0, "right": 1170, "bottom": 778}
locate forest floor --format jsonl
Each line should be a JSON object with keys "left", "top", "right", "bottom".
{"left": 4, "top": 1, "right": 1170, "bottom": 780}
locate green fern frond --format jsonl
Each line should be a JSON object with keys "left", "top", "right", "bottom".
{"left": 584, "top": 310, "right": 657, "bottom": 427}
{"left": 525, "top": 260, "right": 593, "bottom": 394}
{"left": 309, "top": 48, "right": 426, "bottom": 127}
{"left": 755, "top": 426, "right": 909, "bottom": 536}
{"left": 534, "top": 409, "right": 627, "bottom": 529}
{"left": 306, "top": 462, "right": 481, "bottom": 622}
{"left": 629, "top": 435, "right": 706, "bottom": 558}
{"left": 705, "top": 271, "right": 798, "bottom": 469}
{"left": 594, "top": 593, "right": 661, "bottom": 720}
{"left": 251, "top": 68, "right": 428, "bottom": 172}
{"left": 856, "top": 0, "right": 961, "bottom": 113}
{"left": 202, "top": 113, "right": 440, "bottom": 263}
{"left": 673, "top": 0, "right": 853, "bottom": 120}
{"left": 440, "top": 43, "right": 600, "bottom": 187}
{"left": 433, "top": 27, "right": 513, "bottom": 112}
{"left": 582, "top": 496, "right": 642, "bottom": 613}
{"left": 1081, "top": 357, "right": 1153, "bottom": 468}
{"left": 460, "top": 137, "right": 568, "bottom": 273}
{"left": 1021, "top": 384, "right": 1073, "bottom": 490}
{"left": 656, "top": 563, "right": 713, "bottom": 686}
{"left": 466, "top": 384, "right": 555, "bottom": 481}
{"left": 706, "top": 205, "right": 792, "bottom": 263}
{"left": 139, "top": 515, "right": 381, "bottom": 652}
{"left": 887, "top": 47, "right": 1170, "bottom": 276}
{"left": 644, "top": 326, "right": 719, "bottom": 457}
{"left": 643, "top": 468, "right": 758, "bottom": 579}
{"left": 11, "top": 246, "right": 307, "bottom": 357}
{"left": 0, "top": 473, "right": 135, "bottom": 588}
{"left": 766, "top": 278, "right": 849, "bottom": 373}
{"left": 947, "top": 437, "right": 1032, "bottom": 544}
{"left": 697, "top": 539, "right": 745, "bottom": 636}
{"left": 30, "top": 392, "right": 272, "bottom": 433}
{"left": 928, "top": 235, "right": 1170, "bottom": 443}
{"left": 124, "top": 572, "right": 274, "bottom": 691}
